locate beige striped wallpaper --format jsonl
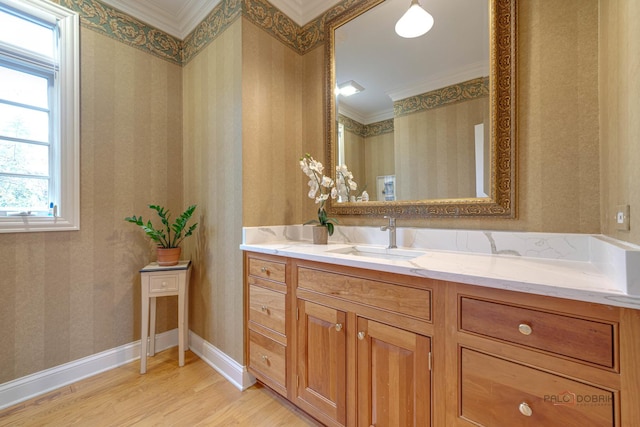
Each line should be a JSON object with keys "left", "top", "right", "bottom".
{"left": 394, "top": 97, "right": 489, "bottom": 200}
{"left": 341, "top": 125, "right": 395, "bottom": 202}
{"left": 181, "top": 19, "right": 244, "bottom": 362}
{"left": 341, "top": 93, "right": 487, "bottom": 203}
{"left": 342, "top": 129, "right": 366, "bottom": 195}
{"left": 600, "top": 0, "right": 640, "bottom": 245}
{"left": 180, "top": 16, "right": 327, "bottom": 362}
{"left": 363, "top": 132, "right": 395, "bottom": 201}
{"left": 241, "top": 18, "right": 305, "bottom": 228}
{"left": 299, "top": 46, "right": 328, "bottom": 224}
{"left": 0, "top": 29, "right": 183, "bottom": 382}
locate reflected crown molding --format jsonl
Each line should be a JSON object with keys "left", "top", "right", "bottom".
{"left": 387, "top": 60, "right": 490, "bottom": 102}
{"left": 339, "top": 103, "right": 394, "bottom": 125}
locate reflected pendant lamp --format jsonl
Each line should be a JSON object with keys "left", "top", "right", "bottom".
{"left": 395, "top": 0, "right": 434, "bottom": 38}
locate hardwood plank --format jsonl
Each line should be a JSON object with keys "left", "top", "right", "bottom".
{"left": 0, "top": 348, "right": 321, "bottom": 426}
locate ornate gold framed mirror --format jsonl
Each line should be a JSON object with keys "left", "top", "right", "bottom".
{"left": 325, "top": 0, "right": 516, "bottom": 218}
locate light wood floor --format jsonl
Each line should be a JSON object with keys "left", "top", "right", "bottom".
{"left": 0, "top": 348, "right": 322, "bottom": 426}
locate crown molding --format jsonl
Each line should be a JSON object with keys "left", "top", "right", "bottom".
{"left": 269, "top": 0, "right": 342, "bottom": 26}
{"left": 364, "top": 108, "right": 394, "bottom": 124}
{"left": 99, "top": 0, "right": 221, "bottom": 39}
{"left": 338, "top": 103, "right": 366, "bottom": 125}
{"left": 99, "top": 0, "right": 339, "bottom": 36}
{"left": 339, "top": 103, "right": 394, "bottom": 126}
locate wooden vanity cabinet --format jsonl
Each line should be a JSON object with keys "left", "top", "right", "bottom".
{"left": 244, "top": 251, "right": 640, "bottom": 426}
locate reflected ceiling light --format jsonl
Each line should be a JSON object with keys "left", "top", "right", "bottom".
{"left": 395, "top": 0, "right": 434, "bottom": 39}
{"left": 337, "top": 80, "right": 365, "bottom": 96}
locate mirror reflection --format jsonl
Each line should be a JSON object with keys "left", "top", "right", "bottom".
{"left": 334, "top": 0, "right": 490, "bottom": 202}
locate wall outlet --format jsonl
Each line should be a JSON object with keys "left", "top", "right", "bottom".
{"left": 615, "top": 205, "right": 630, "bottom": 231}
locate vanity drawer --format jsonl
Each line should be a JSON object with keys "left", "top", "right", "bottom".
{"left": 297, "top": 267, "right": 431, "bottom": 321}
{"left": 249, "top": 330, "right": 286, "bottom": 393}
{"left": 149, "top": 275, "right": 178, "bottom": 293}
{"left": 460, "top": 297, "right": 614, "bottom": 368}
{"left": 248, "top": 257, "right": 286, "bottom": 284}
{"left": 249, "top": 285, "right": 286, "bottom": 335}
{"left": 460, "top": 348, "right": 615, "bottom": 427}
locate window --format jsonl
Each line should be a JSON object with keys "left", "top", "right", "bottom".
{"left": 337, "top": 122, "right": 345, "bottom": 166}
{"left": 0, "top": 0, "right": 79, "bottom": 232}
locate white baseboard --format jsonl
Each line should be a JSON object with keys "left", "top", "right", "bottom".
{"left": 188, "top": 331, "right": 256, "bottom": 391}
{"left": 0, "top": 329, "right": 253, "bottom": 411}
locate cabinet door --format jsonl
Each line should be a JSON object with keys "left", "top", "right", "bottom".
{"left": 357, "top": 317, "right": 431, "bottom": 427}
{"left": 296, "top": 299, "right": 347, "bottom": 426}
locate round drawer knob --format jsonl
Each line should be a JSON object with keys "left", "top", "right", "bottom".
{"left": 261, "top": 354, "right": 269, "bottom": 362}
{"left": 335, "top": 323, "right": 343, "bottom": 332}
{"left": 261, "top": 267, "right": 269, "bottom": 273}
{"left": 161, "top": 281, "right": 167, "bottom": 287}
{"left": 518, "top": 323, "right": 533, "bottom": 335}
{"left": 357, "top": 331, "right": 366, "bottom": 340}
{"left": 519, "top": 402, "right": 533, "bottom": 417}
{"left": 261, "top": 305, "right": 268, "bottom": 312}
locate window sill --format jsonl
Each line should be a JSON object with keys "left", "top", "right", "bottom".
{"left": 0, "top": 215, "right": 79, "bottom": 233}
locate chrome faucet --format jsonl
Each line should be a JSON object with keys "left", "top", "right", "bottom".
{"left": 380, "top": 216, "right": 397, "bottom": 249}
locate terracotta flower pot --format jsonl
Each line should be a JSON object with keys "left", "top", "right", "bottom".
{"left": 157, "top": 247, "right": 181, "bottom": 266}
{"left": 312, "top": 226, "right": 329, "bottom": 245}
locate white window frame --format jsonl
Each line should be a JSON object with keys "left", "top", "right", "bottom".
{"left": 0, "top": 0, "right": 79, "bottom": 232}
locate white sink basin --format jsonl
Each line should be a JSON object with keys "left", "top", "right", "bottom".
{"left": 327, "top": 245, "right": 426, "bottom": 261}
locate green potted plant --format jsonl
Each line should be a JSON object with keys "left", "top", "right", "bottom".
{"left": 125, "top": 204, "right": 198, "bottom": 266}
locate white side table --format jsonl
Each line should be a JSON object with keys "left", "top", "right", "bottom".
{"left": 140, "top": 260, "right": 192, "bottom": 374}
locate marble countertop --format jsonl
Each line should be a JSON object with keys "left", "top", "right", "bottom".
{"left": 241, "top": 226, "right": 640, "bottom": 310}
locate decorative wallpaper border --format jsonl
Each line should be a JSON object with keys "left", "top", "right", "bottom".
{"left": 56, "top": 0, "right": 183, "bottom": 65}
{"left": 341, "top": 76, "right": 487, "bottom": 138}
{"left": 52, "top": 0, "right": 364, "bottom": 65}
{"left": 339, "top": 115, "right": 394, "bottom": 138}
{"left": 241, "top": 0, "right": 300, "bottom": 53}
{"left": 183, "top": 0, "right": 365, "bottom": 61}
{"left": 182, "top": 0, "right": 243, "bottom": 64}
{"left": 363, "top": 118, "right": 394, "bottom": 137}
{"left": 339, "top": 114, "right": 366, "bottom": 137}
{"left": 394, "top": 76, "right": 490, "bottom": 117}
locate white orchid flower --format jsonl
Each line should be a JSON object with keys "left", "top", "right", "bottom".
{"left": 307, "top": 180, "right": 318, "bottom": 199}
{"left": 300, "top": 153, "right": 359, "bottom": 235}
{"left": 315, "top": 193, "right": 329, "bottom": 204}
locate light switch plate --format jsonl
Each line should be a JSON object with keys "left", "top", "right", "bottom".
{"left": 615, "top": 205, "right": 630, "bottom": 231}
